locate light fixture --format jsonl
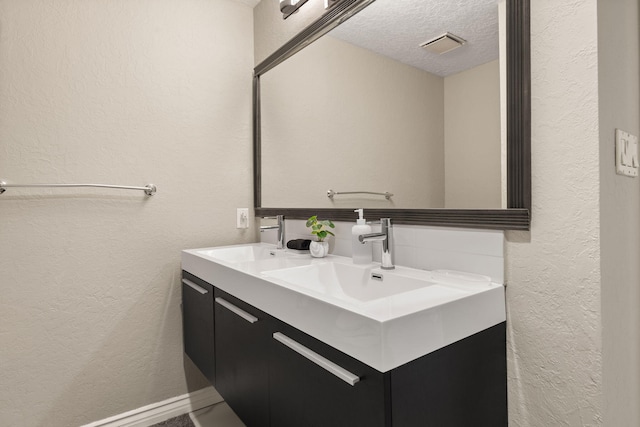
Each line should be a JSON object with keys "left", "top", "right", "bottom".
{"left": 280, "top": 0, "right": 309, "bottom": 19}
{"left": 420, "top": 32, "right": 467, "bottom": 55}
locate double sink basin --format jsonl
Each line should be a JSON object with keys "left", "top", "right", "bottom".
{"left": 182, "top": 243, "right": 505, "bottom": 372}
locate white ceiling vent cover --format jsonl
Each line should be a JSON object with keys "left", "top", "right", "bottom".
{"left": 420, "top": 33, "right": 466, "bottom": 54}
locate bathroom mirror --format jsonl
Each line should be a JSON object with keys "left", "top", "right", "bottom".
{"left": 254, "top": 0, "right": 530, "bottom": 229}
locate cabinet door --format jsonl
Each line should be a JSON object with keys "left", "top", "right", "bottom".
{"left": 390, "top": 322, "right": 507, "bottom": 427}
{"left": 181, "top": 271, "right": 215, "bottom": 384}
{"left": 269, "top": 320, "right": 390, "bottom": 427}
{"left": 214, "top": 289, "right": 269, "bottom": 427}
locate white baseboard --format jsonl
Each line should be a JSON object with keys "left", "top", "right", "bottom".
{"left": 81, "top": 387, "right": 223, "bottom": 427}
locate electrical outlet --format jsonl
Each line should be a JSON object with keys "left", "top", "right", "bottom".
{"left": 236, "top": 208, "right": 249, "bottom": 229}
{"left": 615, "top": 129, "right": 639, "bottom": 177}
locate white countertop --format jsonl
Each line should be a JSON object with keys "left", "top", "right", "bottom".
{"left": 182, "top": 243, "right": 505, "bottom": 372}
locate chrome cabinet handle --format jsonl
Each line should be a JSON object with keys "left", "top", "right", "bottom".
{"left": 273, "top": 332, "right": 360, "bottom": 386}
{"left": 215, "top": 297, "right": 259, "bottom": 324}
{"left": 182, "top": 279, "right": 208, "bottom": 295}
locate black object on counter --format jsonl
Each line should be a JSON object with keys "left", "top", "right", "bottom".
{"left": 286, "top": 239, "right": 311, "bottom": 250}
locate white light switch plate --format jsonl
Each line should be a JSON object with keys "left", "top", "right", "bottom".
{"left": 236, "top": 208, "right": 249, "bottom": 229}
{"left": 615, "top": 129, "right": 638, "bottom": 177}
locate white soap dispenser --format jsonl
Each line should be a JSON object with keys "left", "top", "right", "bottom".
{"left": 352, "top": 209, "right": 372, "bottom": 264}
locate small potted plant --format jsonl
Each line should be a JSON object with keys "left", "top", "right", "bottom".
{"left": 306, "top": 215, "right": 335, "bottom": 258}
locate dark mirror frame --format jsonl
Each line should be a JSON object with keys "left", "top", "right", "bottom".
{"left": 253, "top": 0, "right": 530, "bottom": 230}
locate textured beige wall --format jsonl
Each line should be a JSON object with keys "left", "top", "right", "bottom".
{"left": 504, "top": 5, "right": 640, "bottom": 425}
{"left": 505, "top": 0, "right": 603, "bottom": 425}
{"left": 444, "top": 59, "right": 502, "bottom": 209}
{"left": 598, "top": 0, "right": 640, "bottom": 425}
{"left": 0, "top": 0, "right": 254, "bottom": 426}
{"left": 260, "top": 35, "right": 445, "bottom": 209}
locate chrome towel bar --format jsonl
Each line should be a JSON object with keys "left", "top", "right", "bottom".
{"left": 327, "top": 189, "right": 393, "bottom": 200}
{"left": 0, "top": 181, "right": 156, "bottom": 196}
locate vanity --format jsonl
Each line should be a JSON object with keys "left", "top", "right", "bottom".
{"left": 182, "top": 243, "right": 507, "bottom": 427}
{"left": 179, "top": 0, "right": 530, "bottom": 422}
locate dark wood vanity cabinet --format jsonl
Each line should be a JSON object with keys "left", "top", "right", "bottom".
{"left": 182, "top": 271, "right": 507, "bottom": 427}
{"left": 269, "top": 319, "right": 507, "bottom": 427}
{"left": 214, "top": 288, "right": 270, "bottom": 427}
{"left": 181, "top": 271, "right": 215, "bottom": 384}
{"left": 390, "top": 322, "right": 507, "bottom": 427}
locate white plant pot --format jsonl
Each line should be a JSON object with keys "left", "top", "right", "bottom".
{"left": 309, "top": 241, "right": 329, "bottom": 258}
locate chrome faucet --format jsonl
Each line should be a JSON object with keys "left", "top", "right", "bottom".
{"left": 260, "top": 215, "right": 285, "bottom": 249}
{"left": 358, "top": 218, "right": 394, "bottom": 270}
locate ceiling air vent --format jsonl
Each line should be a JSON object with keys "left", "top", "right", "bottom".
{"left": 420, "top": 33, "right": 466, "bottom": 54}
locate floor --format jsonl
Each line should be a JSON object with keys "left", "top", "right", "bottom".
{"left": 189, "top": 402, "right": 246, "bottom": 427}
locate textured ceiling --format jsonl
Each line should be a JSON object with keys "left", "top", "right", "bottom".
{"left": 329, "top": 0, "right": 500, "bottom": 77}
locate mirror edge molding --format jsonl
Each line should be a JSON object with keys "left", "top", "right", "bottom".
{"left": 253, "top": 0, "right": 531, "bottom": 231}
{"left": 254, "top": 0, "right": 378, "bottom": 76}
{"left": 255, "top": 207, "right": 530, "bottom": 230}
{"left": 507, "top": 0, "right": 531, "bottom": 211}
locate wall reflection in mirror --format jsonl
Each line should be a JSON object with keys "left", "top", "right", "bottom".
{"left": 260, "top": 0, "right": 506, "bottom": 209}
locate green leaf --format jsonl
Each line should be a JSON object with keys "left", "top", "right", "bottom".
{"left": 305, "top": 216, "right": 317, "bottom": 227}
